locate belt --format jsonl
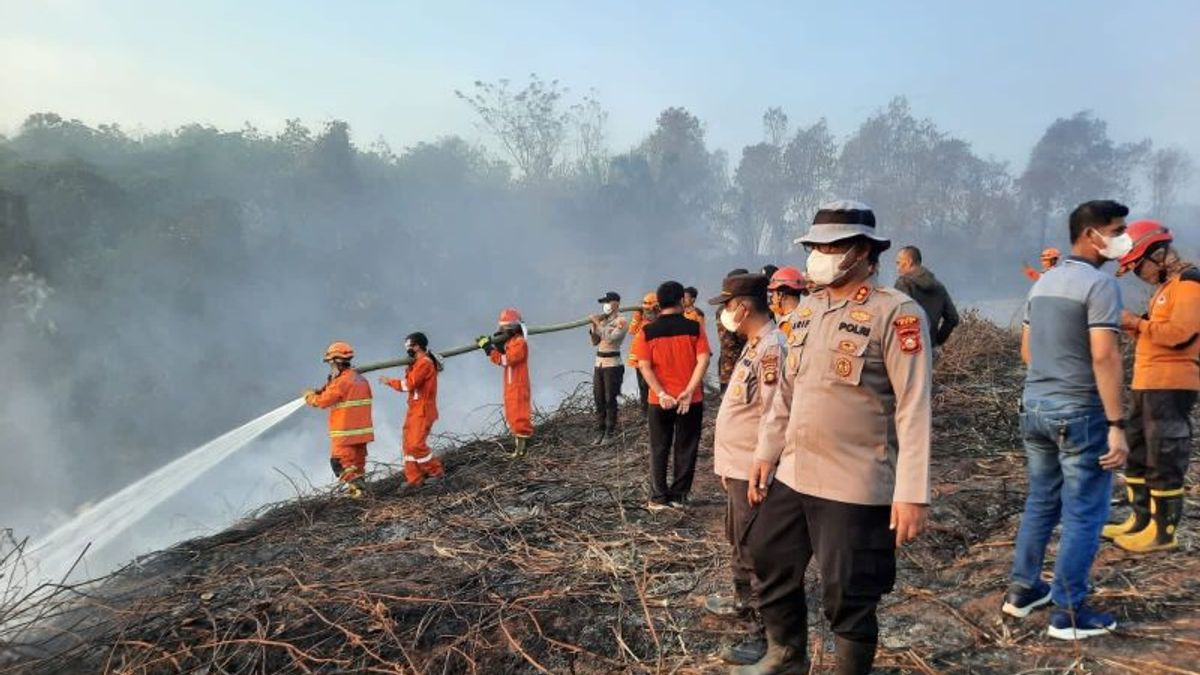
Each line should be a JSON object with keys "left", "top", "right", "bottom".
{"left": 596, "top": 351, "right": 620, "bottom": 358}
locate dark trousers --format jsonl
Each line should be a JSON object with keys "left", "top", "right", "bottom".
{"left": 1127, "top": 389, "right": 1197, "bottom": 490}
{"left": 747, "top": 482, "right": 895, "bottom": 646}
{"left": 592, "top": 365, "right": 625, "bottom": 432}
{"left": 647, "top": 403, "right": 704, "bottom": 504}
{"left": 725, "top": 477, "right": 760, "bottom": 609}
{"left": 636, "top": 370, "right": 650, "bottom": 415}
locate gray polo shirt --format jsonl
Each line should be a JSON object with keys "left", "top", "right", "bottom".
{"left": 1023, "top": 256, "right": 1122, "bottom": 408}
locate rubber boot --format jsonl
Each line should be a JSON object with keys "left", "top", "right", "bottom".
{"left": 511, "top": 436, "right": 528, "bottom": 458}
{"left": 732, "top": 633, "right": 808, "bottom": 675}
{"left": 1115, "top": 491, "right": 1183, "bottom": 553}
{"left": 718, "top": 614, "right": 767, "bottom": 665}
{"left": 1102, "top": 479, "right": 1149, "bottom": 539}
{"left": 834, "top": 637, "right": 877, "bottom": 675}
{"left": 346, "top": 478, "right": 366, "bottom": 499}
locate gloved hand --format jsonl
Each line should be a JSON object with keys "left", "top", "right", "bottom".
{"left": 302, "top": 388, "right": 316, "bottom": 404}
{"left": 477, "top": 335, "right": 496, "bottom": 355}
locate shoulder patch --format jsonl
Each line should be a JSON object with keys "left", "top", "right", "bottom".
{"left": 761, "top": 352, "right": 779, "bottom": 384}
{"left": 894, "top": 315, "right": 923, "bottom": 354}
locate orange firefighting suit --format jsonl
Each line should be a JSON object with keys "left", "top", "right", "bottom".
{"left": 305, "top": 368, "right": 374, "bottom": 483}
{"left": 489, "top": 334, "right": 534, "bottom": 437}
{"left": 382, "top": 353, "right": 445, "bottom": 485}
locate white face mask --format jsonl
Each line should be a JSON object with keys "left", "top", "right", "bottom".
{"left": 1094, "top": 231, "right": 1133, "bottom": 261}
{"left": 806, "top": 249, "right": 847, "bottom": 286}
{"left": 604, "top": 302, "right": 617, "bottom": 315}
{"left": 720, "top": 304, "right": 743, "bottom": 333}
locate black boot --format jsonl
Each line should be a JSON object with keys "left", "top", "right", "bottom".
{"left": 1102, "top": 479, "right": 1150, "bottom": 539}
{"left": 732, "top": 633, "right": 808, "bottom": 675}
{"left": 834, "top": 637, "right": 876, "bottom": 675}
{"left": 718, "top": 616, "right": 767, "bottom": 665}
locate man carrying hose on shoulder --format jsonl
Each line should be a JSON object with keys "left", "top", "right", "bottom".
{"left": 479, "top": 308, "right": 534, "bottom": 458}
{"left": 304, "top": 341, "right": 373, "bottom": 498}
{"left": 379, "top": 332, "right": 446, "bottom": 488}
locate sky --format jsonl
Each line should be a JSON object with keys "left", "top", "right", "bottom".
{"left": 3, "top": 0, "right": 1199, "bottom": 169}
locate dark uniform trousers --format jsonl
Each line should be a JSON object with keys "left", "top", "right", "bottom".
{"left": 725, "top": 477, "right": 760, "bottom": 608}
{"left": 1126, "top": 390, "right": 1197, "bottom": 490}
{"left": 636, "top": 370, "right": 650, "bottom": 415}
{"left": 647, "top": 403, "right": 703, "bottom": 503}
{"left": 592, "top": 365, "right": 625, "bottom": 432}
{"left": 747, "top": 482, "right": 896, "bottom": 645}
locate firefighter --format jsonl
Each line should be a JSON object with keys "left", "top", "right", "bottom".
{"left": 1103, "top": 221, "right": 1200, "bottom": 552}
{"left": 304, "top": 341, "right": 374, "bottom": 499}
{"left": 627, "top": 292, "right": 660, "bottom": 415}
{"left": 767, "top": 266, "right": 807, "bottom": 338}
{"left": 589, "top": 292, "right": 629, "bottom": 445}
{"left": 379, "top": 332, "right": 445, "bottom": 487}
{"left": 705, "top": 272, "right": 786, "bottom": 665}
{"left": 1023, "top": 247, "right": 1062, "bottom": 282}
{"left": 744, "top": 200, "right": 932, "bottom": 674}
{"left": 683, "top": 286, "right": 706, "bottom": 325}
{"left": 479, "top": 308, "right": 534, "bottom": 457}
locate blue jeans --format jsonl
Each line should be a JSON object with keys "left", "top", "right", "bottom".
{"left": 1010, "top": 399, "right": 1113, "bottom": 609}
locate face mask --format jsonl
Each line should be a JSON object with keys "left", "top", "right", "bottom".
{"left": 603, "top": 302, "right": 617, "bottom": 315}
{"left": 720, "top": 304, "right": 743, "bottom": 333}
{"left": 1094, "top": 230, "right": 1133, "bottom": 261}
{"left": 806, "top": 249, "right": 848, "bottom": 286}
{"left": 406, "top": 348, "right": 416, "bottom": 358}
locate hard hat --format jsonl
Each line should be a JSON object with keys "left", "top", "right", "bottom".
{"left": 323, "top": 341, "right": 354, "bottom": 362}
{"left": 1119, "top": 220, "right": 1173, "bottom": 272}
{"left": 1040, "top": 247, "right": 1061, "bottom": 261}
{"left": 641, "top": 292, "right": 659, "bottom": 309}
{"left": 768, "top": 266, "right": 806, "bottom": 292}
{"left": 497, "top": 307, "right": 523, "bottom": 325}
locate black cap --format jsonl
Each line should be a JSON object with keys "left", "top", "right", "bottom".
{"left": 707, "top": 273, "right": 769, "bottom": 305}
{"left": 597, "top": 291, "right": 621, "bottom": 303}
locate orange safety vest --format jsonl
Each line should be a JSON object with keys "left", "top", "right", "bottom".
{"left": 310, "top": 368, "right": 374, "bottom": 446}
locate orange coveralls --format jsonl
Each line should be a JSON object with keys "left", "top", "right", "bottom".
{"left": 383, "top": 353, "right": 445, "bottom": 485}
{"left": 489, "top": 335, "right": 533, "bottom": 437}
{"left": 305, "top": 368, "right": 373, "bottom": 483}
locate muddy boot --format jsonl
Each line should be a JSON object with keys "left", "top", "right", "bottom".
{"left": 1102, "top": 479, "right": 1149, "bottom": 540}
{"left": 718, "top": 618, "right": 767, "bottom": 665}
{"left": 511, "top": 436, "right": 528, "bottom": 458}
{"left": 732, "top": 633, "right": 807, "bottom": 675}
{"left": 833, "top": 637, "right": 876, "bottom": 675}
{"left": 346, "top": 478, "right": 366, "bottom": 499}
{"left": 1115, "top": 491, "right": 1183, "bottom": 553}
{"left": 703, "top": 593, "right": 747, "bottom": 618}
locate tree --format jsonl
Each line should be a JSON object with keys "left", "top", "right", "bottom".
{"left": 1020, "top": 111, "right": 1149, "bottom": 246}
{"left": 763, "top": 107, "right": 789, "bottom": 147}
{"left": 639, "top": 107, "right": 724, "bottom": 220}
{"left": 456, "top": 74, "right": 571, "bottom": 181}
{"left": 570, "top": 91, "right": 609, "bottom": 182}
{"left": 780, "top": 118, "right": 838, "bottom": 239}
{"left": 1147, "top": 146, "right": 1193, "bottom": 217}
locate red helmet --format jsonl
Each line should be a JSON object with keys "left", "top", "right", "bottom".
{"left": 323, "top": 341, "right": 354, "bottom": 362}
{"left": 497, "top": 307, "right": 523, "bottom": 325}
{"left": 1040, "top": 247, "right": 1061, "bottom": 262}
{"left": 641, "top": 292, "right": 659, "bottom": 310}
{"left": 1119, "top": 220, "right": 1173, "bottom": 274}
{"left": 768, "top": 266, "right": 806, "bottom": 292}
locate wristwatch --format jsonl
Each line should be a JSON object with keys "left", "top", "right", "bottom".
{"left": 1106, "top": 419, "right": 1126, "bottom": 429}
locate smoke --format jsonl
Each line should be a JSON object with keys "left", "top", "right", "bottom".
{"left": 1, "top": 91, "right": 1196, "bottom": 583}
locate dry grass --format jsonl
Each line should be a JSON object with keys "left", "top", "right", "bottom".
{"left": 2, "top": 313, "right": 1198, "bottom": 674}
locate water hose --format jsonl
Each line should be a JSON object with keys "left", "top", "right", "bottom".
{"left": 356, "top": 305, "right": 643, "bottom": 374}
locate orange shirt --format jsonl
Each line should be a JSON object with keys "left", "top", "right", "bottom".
{"left": 1132, "top": 271, "right": 1200, "bottom": 391}
{"left": 307, "top": 368, "right": 374, "bottom": 446}
{"left": 684, "top": 307, "right": 705, "bottom": 325}
{"left": 384, "top": 353, "right": 439, "bottom": 422}
{"left": 632, "top": 312, "right": 710, "bottom": 404}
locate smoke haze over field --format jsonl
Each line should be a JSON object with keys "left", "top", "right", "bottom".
{"left": 2, "top": 1, "right": 1199, "bottom": 576}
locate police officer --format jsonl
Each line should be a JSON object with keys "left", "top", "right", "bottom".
{"left": 742, "top": 200, "right": 933, "bottom": 675}
{"left": 702, "top": 273, "right": 787, "bottom": 666}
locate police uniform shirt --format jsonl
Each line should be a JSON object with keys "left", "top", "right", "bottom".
{"left": 714, "top": 321, "right": 788, "bottom": 481}
{"left": 755, "top": 281, "right": 933, "bottom": 506}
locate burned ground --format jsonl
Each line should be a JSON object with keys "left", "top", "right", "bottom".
{"left": 2, "top": 314, "right": 1198, "bottom": 674}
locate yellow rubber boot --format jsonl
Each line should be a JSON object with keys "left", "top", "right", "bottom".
{"left": 1102, "top": 479, "right": 1149, "bottom": 540}
{"left": 1114, "top": 491, "right": 1182, "bottom": 553}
